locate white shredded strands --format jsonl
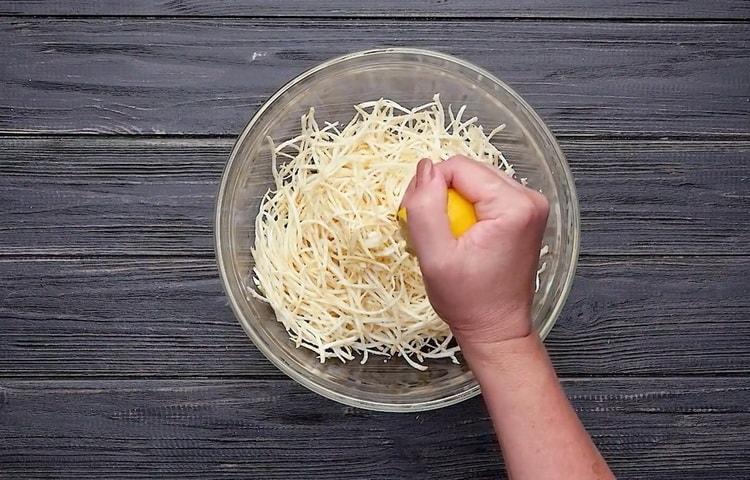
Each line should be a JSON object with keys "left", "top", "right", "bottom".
{"left": 251, "top": 94, "right": 546, "bottom": 370}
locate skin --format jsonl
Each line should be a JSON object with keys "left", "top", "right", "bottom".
{"left": 402, "top": 155, "right": 615, "bottom": 480}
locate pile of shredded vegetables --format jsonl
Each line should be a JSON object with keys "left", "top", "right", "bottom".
{"left": 250, "top": 94, "right": 545, "bottom": 370}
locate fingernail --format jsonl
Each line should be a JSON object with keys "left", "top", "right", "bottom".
{"left": 416, "top": 158, "right": 432, "bottom": 184}
{"left": 429, "top": 160, "right": 438, "bottom": 179}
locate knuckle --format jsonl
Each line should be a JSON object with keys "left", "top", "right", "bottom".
{"left": 508, "top": 195, "right": 542, "bottom": 227}
{"left": 517, "top": 195, "right": 538, "bottom": 216}
{"left": 487, "top": 182, "right": 507, "bottom": 198}
{"left": 445, "top": 154, "right": 471, "bottom": 164}
{"left": 529, "top": 190, "right": 550, "bottom": 217}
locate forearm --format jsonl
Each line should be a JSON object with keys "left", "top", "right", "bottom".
{"left": 459, "top": 329, "right": 614, "bottom": 480}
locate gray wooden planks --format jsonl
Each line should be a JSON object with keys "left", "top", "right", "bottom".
{"left": 1, "top": 255, "right": 747, "bottom": 378}
{"left": 1, "top": 0, "right": 749, "bottom": 19}
{"left": 1, "top": 4, "right": 749, "bottom": 479}
{"left": 2, "top": 19, "right": 749, "bottom": 136}
{"left": 1, "top": 137, "right": 747, "bottom": 256}
{"left": 1, "top": 378, "right": 748, "bottom": 479}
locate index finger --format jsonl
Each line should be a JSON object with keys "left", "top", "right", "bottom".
{"left": 434, "top": 155, "right": 516, "bottom": 203}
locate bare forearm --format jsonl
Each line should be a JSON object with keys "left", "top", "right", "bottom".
{"left": 460, "top": 329, "right": 614, "bottom": 480}
{"left": 402, "top": 155, "right": 611, "bottom": 477}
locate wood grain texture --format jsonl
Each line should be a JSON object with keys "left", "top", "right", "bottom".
{"left": 1, "top": 255, "right": 747, "bottom": 378}
{"left": 1, "top": 137, "right": 747, "bottom": 256}
{"left": 0, "top": 378, "right": 748, "bottom": 479}
{"left": 2, "top": 0, "right": 749, "bottom": 19}
{"left": 0, "top": 4, "right": 748, "bottom": 478}
{"left": 2, "top": 19, "right": 749, "bottom": 136}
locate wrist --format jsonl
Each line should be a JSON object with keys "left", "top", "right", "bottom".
{"left": 449, "top": 307, "right": 533, "bottom": 350}
{"left": 458, "top": 331, "right": 539, "bottom": 364}
{"left": 456, "top": 330, "right": 546, "bottom": 384}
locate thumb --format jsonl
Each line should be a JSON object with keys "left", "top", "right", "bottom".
{"left": 403, "top": 159, "right": 456, "bottom": 261}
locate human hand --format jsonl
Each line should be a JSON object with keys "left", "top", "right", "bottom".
{"left": 400, "top": 155, "right": 549, "bottom": 346}
{"left": 402, "top": 157, "right": 613, "bottom": 479}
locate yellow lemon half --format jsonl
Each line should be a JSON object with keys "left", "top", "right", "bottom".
{"left": 397, "top": 188, "right": 477, "bottom": 245}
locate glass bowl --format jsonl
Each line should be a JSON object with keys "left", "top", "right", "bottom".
{"left": 215, "top": 48, "right": 579, "bottom": 412}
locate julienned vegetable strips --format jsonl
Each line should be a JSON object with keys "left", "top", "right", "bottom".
{"left": 250, "top": 95, "right": 545, "bottom": 370}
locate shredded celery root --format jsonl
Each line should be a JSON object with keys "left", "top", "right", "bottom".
{"left": 251, "top": 94, "right": 541, "bottom": 370}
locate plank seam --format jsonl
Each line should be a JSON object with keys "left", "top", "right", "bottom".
{"left": 2, "top": 133, "right": 750, "bottom": 142}
{"left": 0, "top": 15, "right": 748, "bottom": 23}
{"left": 1, "top": 374, "right": 749, "bottom": 381}
{"left": 1, "top": 253, "right": 749, "bottom": 261}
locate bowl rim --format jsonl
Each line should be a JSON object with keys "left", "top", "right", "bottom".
{"left": 215, "top": 47, "right": 580, "bottom": 412}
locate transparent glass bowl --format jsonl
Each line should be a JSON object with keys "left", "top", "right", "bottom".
{"left": 215, "top": 48, "right": 580, "bottom": 412}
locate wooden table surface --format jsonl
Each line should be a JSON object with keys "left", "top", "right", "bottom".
{"left": 1, "top": 2, "right": 749, "bottom": 478}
